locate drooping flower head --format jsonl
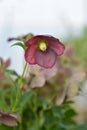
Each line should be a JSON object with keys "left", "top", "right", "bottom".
{"left": 25, "top": 35, "right": 65, "bottom": 68}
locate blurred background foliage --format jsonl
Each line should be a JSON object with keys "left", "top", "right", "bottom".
{"left": 0, "top": 27, "right": 87, "bottom": 129}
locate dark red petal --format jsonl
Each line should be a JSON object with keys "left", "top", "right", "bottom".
{"left": 25, "top": 36, "right": 39, "bottom": 47}
{"left": 25, "top": 35, "right": 57, "bottom": 47}
{"left": 38, "top": 35, "right": 58, "bottom": 43}
{"left": 35, "top": 48, "right": 57, "bottom": 68}
{"left": 24, "top": 45, "right": 37, "bottom": 64}
{"left": 49, "top": 40, "right": 65, "bottom": 56}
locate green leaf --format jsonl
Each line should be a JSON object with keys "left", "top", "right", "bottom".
{"left": 0, "top": 124, "right": 14, "bottom": 130}
{"left": 11, "top": 42, "right": 27, "bottom": 50}
{"left": 52, "top": 106, "right": 63, "bottom": 118}
{"left": 71, "top": 122, "right": 87, "bottom": 130}
{"left": 59, "top": 122, "right": 68, "bottom": 130}
{"left": 64, "top": 108, "right": 77, "bottom": 118}
{"left": 6, "top": 69, "right": 20, "bottom": 77}
{"left": 34, "top": 97, "right": 48, "bottom": 109}
{"left": 18, "top": 90, "right": 35, "bottom": 111}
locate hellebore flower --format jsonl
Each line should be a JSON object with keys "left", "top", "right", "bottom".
{"left": 25, "top": 35, "right": 65, "bottom": 68}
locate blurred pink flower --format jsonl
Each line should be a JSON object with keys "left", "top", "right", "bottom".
{"left": 0, "top": 111, "right": 20, "bottom": 126}
{"left": 0, "top": 57, "right": 11, "bottom": 81}
{"left": 0, "top": 57, "right": 11, "bottom": 68}
{"left": 64, "top": 45, "right": 75, "bottom": 59}
{"left": 27, "top": 64, "right": 58, "bottom": 88}
{"left": 0, "top": 72, "right": 4, "bottom": 81}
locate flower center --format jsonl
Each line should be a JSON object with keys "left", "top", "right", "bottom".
{"left": 38, "top": 41, "right": 47, "bottom": 51}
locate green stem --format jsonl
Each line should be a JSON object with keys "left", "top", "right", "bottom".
{"left": 19, "top": 112, "right": 23, "bottom": 130}
{"left": 12, "top": 62, "right": 27, "bottom": 112}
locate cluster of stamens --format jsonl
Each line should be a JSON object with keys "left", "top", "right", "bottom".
{"left": 38, "top": 41, "right": 48, "bottom": 51}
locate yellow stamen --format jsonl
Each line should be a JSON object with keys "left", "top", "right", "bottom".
{"left": 39, "top": 41, "right": 47, "bottom": 51}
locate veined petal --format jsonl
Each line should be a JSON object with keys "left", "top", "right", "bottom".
{"left": 39, "top": 35, "right": 58, "bottom": 43}
{"left": 49, "top": 40, "right": 65, "bottom": 56}
{"left": 25, "top": 45, "right": 37, "bottom": 64}
{"left": 25, "top": 36, "right": 38, "bottom": 47}
{"left": 35, "top": 48, "right": 57, "bottom": 68}
{"left": 25, "top": 35, "right": 57, "bottom": 47}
